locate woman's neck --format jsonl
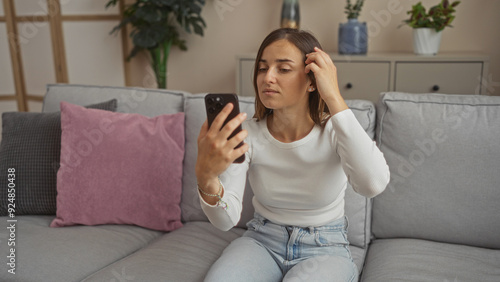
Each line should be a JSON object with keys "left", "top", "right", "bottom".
{"left": 267, "top": 110, "right": 315, "bottom": 143}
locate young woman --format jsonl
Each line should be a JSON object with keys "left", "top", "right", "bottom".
{"left": 195, "top": 28, "right": 390, "bottom": 281}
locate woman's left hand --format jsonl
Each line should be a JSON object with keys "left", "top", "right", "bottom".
{"left": 305, "top": 47, "right": 348, "bottom": 114}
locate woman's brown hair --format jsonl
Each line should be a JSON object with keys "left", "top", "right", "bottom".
{"left": 253, "top": 28, "right": 330, "bottom": 126}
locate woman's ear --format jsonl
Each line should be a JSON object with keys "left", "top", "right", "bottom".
{"left": 306, "top": 72, "right": 316, "bottom": 93}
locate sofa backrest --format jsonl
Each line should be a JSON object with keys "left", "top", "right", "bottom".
{"left": 343, "top": 99, "right": 377, "bottom": 249}
{"left": 43, "top": 84, "right": 189, "bottom": 116}
{"left": 372, "top": 92, "right": 500, "bottom": 249}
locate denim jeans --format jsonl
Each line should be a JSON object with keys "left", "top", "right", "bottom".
{"left": 205, "top": 214, "right": 358, "bottom": 282}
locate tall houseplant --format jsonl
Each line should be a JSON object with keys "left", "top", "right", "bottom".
{"left": 106, "top": 0, "right": 206, "bottom": 88}
{"left": 401, "top": 0, "right": 460, "bottom": 55}
{"left": 338, "top": 0, "right": 367, "bottom": 55}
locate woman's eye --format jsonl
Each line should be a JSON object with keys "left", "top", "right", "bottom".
{"left": 258, "top": 68, "right": 268, "bottom": 72}
{"left": 280, "top": 68, "right": 291, "bottom": 73}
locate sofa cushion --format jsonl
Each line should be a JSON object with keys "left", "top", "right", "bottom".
{"left": 82, "top": 222, "right": 367, "bottom": 281}
{"left": 81, "top": 221, "right": 245, "bottom": 282}
{"left": 43, "top": 84, "right": 189, "bottom": 116}
{"left": 0, "top": 99, "right": 117, "bottom": 216}
{"left": 344, "top": 99, "right": 377, "bottom": 250}
{"left": 0, "top": 215, "right": 162, "bottom": 282}
{"left": 361, "top": 238, "right": 500, "bottom": 282}
{"left": 181, "top": 93, "right": 256, "bottom": 228}
{"left": 345, "top": 99, "right": 377, "bottom": 139}
{"left": 373, "top": 92, "right": 500, "bottom": 249}
{"left": 51, "top": 102, "right": 184, "bottom": 231}
{"left": 349, "top": 245, "right": 367, "bottom": 274}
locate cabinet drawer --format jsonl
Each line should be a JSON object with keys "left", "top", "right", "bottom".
{"left": 335, "top": 61, "right": 390, "bottom": 103}
{"left": 395, "top": 62, "right": 483, "bottom": 94}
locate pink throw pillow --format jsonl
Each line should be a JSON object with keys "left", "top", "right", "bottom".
{"left": 50, "top": 102, "right": 184, "bottom": 231}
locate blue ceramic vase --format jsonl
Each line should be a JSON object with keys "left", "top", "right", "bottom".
{"left": 338, "top": 19, "right": 367, "bottom": 54}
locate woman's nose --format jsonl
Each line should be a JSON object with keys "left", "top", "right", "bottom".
{"left": 264, "top": 68, "right": 276, "bottom": 83}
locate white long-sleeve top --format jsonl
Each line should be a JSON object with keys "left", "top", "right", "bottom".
{"left": 199, "top": 109, "right": 390, "bottom": 231}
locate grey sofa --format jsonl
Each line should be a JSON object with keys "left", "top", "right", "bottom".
{"left": 0, "top": 84, "right": 499, "bottom": 282}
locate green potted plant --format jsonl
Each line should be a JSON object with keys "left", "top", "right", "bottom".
{"left": 338, "top": 0, "right": 367, "bottom": 55}
{"left": 401, "top": 0, "right": 460, "bottom": 55}
{"left": 106, "top": 0, "right": 206, "bottom": 88}
{"left": 345, "top": 0, "right": 364, "bottom": 19}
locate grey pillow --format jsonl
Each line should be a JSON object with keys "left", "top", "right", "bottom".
{"left": 373, "top": 92, "right": 500, "bottom": 249}
{"left": 0, "top": 99, "right": 117, "bottom": 216}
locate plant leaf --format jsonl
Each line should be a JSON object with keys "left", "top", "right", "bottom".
{"left": 136, "top": 4, "right": 162, "bottom": 23}
{"left": 402, "top": 0, "right": 459, "bottom": 30}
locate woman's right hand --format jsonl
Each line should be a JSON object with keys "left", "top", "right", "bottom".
{"left": 195, "top": 103, "right": 249, "bottom": 194}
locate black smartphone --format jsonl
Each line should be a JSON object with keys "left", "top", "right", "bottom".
{"left": 204, "top": 93, "right": 245, "bottom": 163}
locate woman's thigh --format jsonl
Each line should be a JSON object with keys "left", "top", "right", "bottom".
{"left": 204, "top": 236, "right": 283, "bottom": 282}
{"left": 283, "top": 255, "right": 358, "bottom": 282}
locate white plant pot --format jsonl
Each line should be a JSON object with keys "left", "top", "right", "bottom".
{"left": 413, "top": 28, "right": 442, "bottom": 55}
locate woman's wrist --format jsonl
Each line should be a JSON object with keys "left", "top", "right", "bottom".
{"left": 197, "top": 177, "right": 227, "bottom": 209}
{"left": 324, "top": 94, "right": 348, "bottom": 116}
{"left": 196, "top": 176, "right": 220, "bottom": 195}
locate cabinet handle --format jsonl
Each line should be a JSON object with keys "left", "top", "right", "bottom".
{"left": 346, "top": 83, "right": 353, "bottom": 89}
{"left": 432, "top": 85, "right": 440, "bottom": 91}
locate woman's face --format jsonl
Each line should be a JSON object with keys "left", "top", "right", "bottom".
{"left": 256, "top": 39, "right": 312, "bottom": 114}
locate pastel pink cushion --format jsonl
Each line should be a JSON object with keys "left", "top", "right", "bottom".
{"left": 51, "top": 102, "right": 184, "bottom": 231}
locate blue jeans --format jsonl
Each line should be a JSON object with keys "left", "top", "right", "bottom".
{"left": 205, "top": 214, "right": 358, "bottom": 282}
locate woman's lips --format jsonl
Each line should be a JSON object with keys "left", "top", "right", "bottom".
{"left": 262, "top": 89, "right": 279, "bottom": 95}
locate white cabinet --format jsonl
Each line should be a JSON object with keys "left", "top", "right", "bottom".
{"left": 236, "top": 53, "right": 489, "bottom": 103}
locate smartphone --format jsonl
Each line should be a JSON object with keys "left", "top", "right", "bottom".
{"left": 204, "top": 93, "right": 245, "bottom": 163}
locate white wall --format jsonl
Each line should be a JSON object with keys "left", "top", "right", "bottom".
{"left": 127, "top": 0, "right": 500, "bottom": 96}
